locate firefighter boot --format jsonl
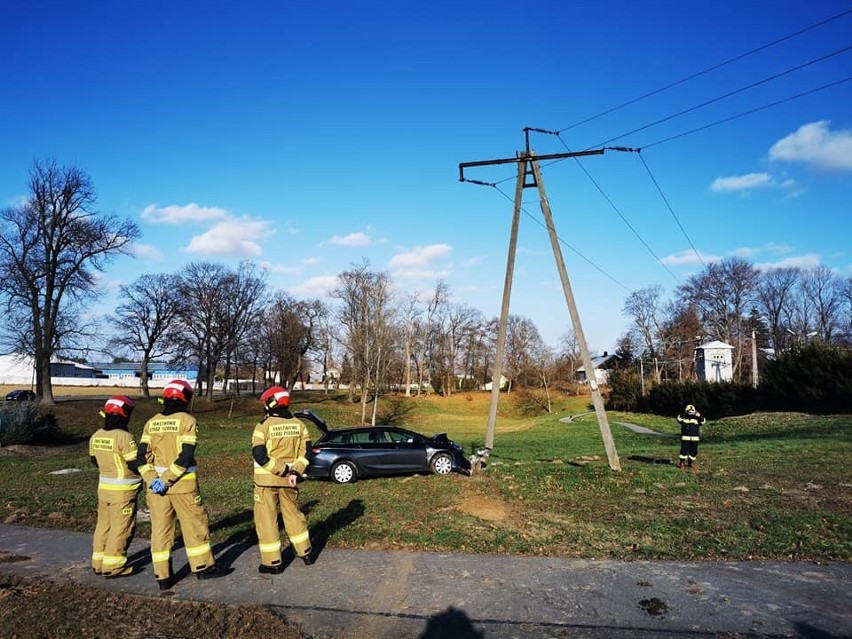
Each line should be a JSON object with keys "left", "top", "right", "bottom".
{"left": 676, "top": 460, "right": 685, "bottom": 470}
{"left": 301, "top": 552, "right": 315, "bottom": 566}
{"left": 105, "top": 565, "right": 134, "bottom": 579}
{"left": 259, "top": 562, "right": 285, "bottom": 575}
{"left": 196, "top": 564, "right": 232, "bottom": 580}
{"left": 157, "top": 560, "right": 174, "bottom": 591}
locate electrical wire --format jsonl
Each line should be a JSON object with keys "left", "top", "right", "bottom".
{"left": 641, "top": 76, "right": 852, "bottom": 149}
{"left": 637, "top": 154, "right": 706, "bottom": 268}
{"left": 557, "top": 7, "right": 852, "bottom": 134}
{"left": 490, "top": 183, "right": 633, "bottom": 293}
{"left": 591, "top": 43, "right": 852, "bottom": 149}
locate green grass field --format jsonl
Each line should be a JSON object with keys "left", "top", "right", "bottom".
{"left": 2, "top": 389, "right": 850, "bottom": 562}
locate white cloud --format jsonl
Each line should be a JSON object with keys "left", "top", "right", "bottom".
{"left": 661, "top": 250, "right": 720, "bottom": 266}
{"left": 300, "top": 256, "right": 323, "bottom": 265}
{"left": 392, "top": 268, "right": 453, "bottom": 281}
{"left": 329, "top": 232, "right": 371, "bottom": 247}
{"left": 183, "top": 217, "right": 272, "bottom": 257}
{"left": 388, "top": 243, "right": 452, "bottom": 268}
{"left": 709, "top": 172, "right": 774, "bottom": 192}
{"left": 756, "top": 253, "right": 822, "bottom": 271}
{"left": 141, "top": 203, "right": 229, "bottom": 224}
{"left": 291, "top": 274, "right": 339, "bottom": 297}
{"left": 132, "top": 243, "right": 164, "bottom": 260}
{"left": 731, "top": 243, "right": 792, "bottom": 258}
{"left": 769, "top": 120, "right": 852, "bottom": 171}
{"left": 258, "top": 261, "right": 302, "bottom": 275}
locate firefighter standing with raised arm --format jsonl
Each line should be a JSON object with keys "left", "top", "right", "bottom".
{"left": 136, "top": 379, "right": 227, "bottom": 589}
{"left": 676, "top": 403, "right": 706, "bottom": 470}
{"left": 89, "top": 395, "right": 141, "bottom": 578}
{"left": 251, "top": 386, "right": 314, "bottom": 574}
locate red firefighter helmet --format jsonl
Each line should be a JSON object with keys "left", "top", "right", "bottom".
{"left": 261, "top": 386, "right": 290, "bottom": 410}
{"left": 163, "top": 379, "right": 193, "bottom": 403}
{"left": 103, "top": 395, "right": 135, "bottom": 419}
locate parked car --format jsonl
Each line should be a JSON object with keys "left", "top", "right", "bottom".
{"left": 5, "top": 389, "right": 36, "bottom": 402}
{"left": 295, "top": 409, "right": 471, "bottom": 484}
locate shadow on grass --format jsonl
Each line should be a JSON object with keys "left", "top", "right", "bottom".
{"left": 210, "top": 509, "right": 256, "bottom": 569}
{"left": 303, "top": 498, "right": 366, "bottom": 558}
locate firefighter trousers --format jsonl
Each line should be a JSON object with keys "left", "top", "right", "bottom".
{"left": 147, "top": 490, "right": 214, "bottom": 580}
{"left": 679, "top": 436, "right": 699, "bottom": 462}
{"left": 92, "top": 495, "right": 138, "bottom": 575}
{"left": 253, "top": 485, "right": 312, "bottom": 567}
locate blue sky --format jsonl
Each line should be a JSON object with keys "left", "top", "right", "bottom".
{"left": 2, "top": 1, "right": 851, "bottom": 354}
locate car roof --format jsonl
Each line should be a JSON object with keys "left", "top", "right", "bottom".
{"left": 319, "top": 426, "right": 425, "bottom": 439}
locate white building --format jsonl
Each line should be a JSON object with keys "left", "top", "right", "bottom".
{"left": 695, "top": 340, "right": 734, "bottom": 382}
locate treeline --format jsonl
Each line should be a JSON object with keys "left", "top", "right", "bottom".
{"left": 607, "top": 343, "right": 852, "bottom": 417}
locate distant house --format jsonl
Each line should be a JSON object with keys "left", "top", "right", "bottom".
{"left": 0, "top": 353, "right": 102, "bottom": 384}
{"left": 575, "top": 352, "right": 620, "bottom": 386}
{"left": 0, "top": 354, "right": 197, "bottom": 388}
{"left": 694, "top": 340, "right": 734, "bottom": 382}
{"left": 482, "top": 375, "right": 509, "bottom": 391}
{"left": 88, "top": 362, "right": 198, "bottom": 387}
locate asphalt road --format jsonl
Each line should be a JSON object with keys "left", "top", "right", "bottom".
{"left": 0, "top": 523, "right": 849, "bottom": 638}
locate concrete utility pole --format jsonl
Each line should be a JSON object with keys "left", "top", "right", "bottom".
{"left": 460, "top": 130, "right": 633, "bottom": 471}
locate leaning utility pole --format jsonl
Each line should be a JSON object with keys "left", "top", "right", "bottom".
{"left": 460, "top": 129, "right": 633, "bottom": 471}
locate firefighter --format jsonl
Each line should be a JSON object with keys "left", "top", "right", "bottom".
{"left": 676, "top": 403, "right": 706, "bottom": 469}
{"left": 137, "top": 379, "right": 227, "bottom": 589}
{"left": 251, "top": 386, "right": 314, "bottom": 574}
{"left": 89, "top": 395, "right": 141, "bottom": 578}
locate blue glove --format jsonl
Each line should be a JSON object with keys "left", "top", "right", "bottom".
{"left": 150, "top": 478, "right": 168, "bottom": 495}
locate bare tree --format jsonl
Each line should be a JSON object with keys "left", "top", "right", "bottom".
{"left": 622, "top": 285, "right": 666, "bottom": 382}
{"left": 755, "top": 267, "right": 801, "bottom": 352}
{"left": 505, "top": 314, "right": 545, "bottom": 391}
{"left": 264, "top": 292, "right": 323, "bottom": 388}
{"left": 400, "top": 291, "right": 422, "bottom": 397}
{"left": 801, "top": 265, "right": 842, "bottom": 344}
{"left": 108, "top": 273, "right": 180, "bottom": 397}
{"left": 332, "top": 262, "right": 396, "bottom": 424}
{"left": 840, "top": 275, "right": 852, "bottom": 346}
{"left": 217, "top": 261, "right": 268, "bottom": 393}
{"left": 677, "top": 257, "right": 759, "bottom": 381}
{"left": 0, "top": 160, "right": 139, "bottom": 403}
{"left": 172, "top": 261, "right": 229, "bottom": 399}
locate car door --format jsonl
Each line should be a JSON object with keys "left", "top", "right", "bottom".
{"left": 350, "top": 429, "right": 394, "bottom": 475}
{"left": 384, "top": 428, "right": 428, "bottom": 472}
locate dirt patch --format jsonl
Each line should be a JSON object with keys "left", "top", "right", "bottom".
{"left": 0, "top": 571, "right": 303, "bottom": 639}
{"left": 455, "top": 495, "right": 510, "bottom": 523}
{"left": 0, "top": 444, "right": 79, "bottom": 458}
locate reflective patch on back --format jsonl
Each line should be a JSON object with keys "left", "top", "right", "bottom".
{"left": 268, "top": 423, "right": 302, "bottom": 439}
{"left": 91, "top": 437, "right": 114, "bottom": 451}
{"left": 149, "top": 419, "right": 180, "bottom": 434}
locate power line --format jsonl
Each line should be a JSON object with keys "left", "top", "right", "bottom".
{"left": 641, "top": 76, "right": 852, "bottom": 149}
{"left": 557, "top": 7, "right": 852, "bottom": 134}
{"left": 490, "top": 184, "right": 633, "bottom": 293}
{"left": 591, "top": 43, "right": 852, "bottom": 149}
{"left": 637, "top": 153, "right": 706, "bottom": 269}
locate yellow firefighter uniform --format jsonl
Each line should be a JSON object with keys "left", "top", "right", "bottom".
{"left": 138, "top": 407, "right": 215, "bottom": 583}
{"left": 252, "top": 400, "right": 313, "bottom": 571}
{"left": 89, "top": 425, "right": 141, "bottom": 576}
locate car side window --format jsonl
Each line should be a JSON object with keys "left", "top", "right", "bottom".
{"left": 387, "top": 431, "right": 411, "bottom": 444}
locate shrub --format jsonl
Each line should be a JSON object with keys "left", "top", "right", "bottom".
{"left": 0, "top": 403, "right": 59, "bottom": 446}
{"left": 760, "top": 343, "right": 852, "bottom": 414}
{"left": 637, "top": 380, "right": 758, "bottom": 420}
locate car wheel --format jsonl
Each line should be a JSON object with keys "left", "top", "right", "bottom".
{"left": 331, "top": 461, "right": 357, "bottom": 484}
{"left": 430, "top": 452, "right": 453, "bottom": 475}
